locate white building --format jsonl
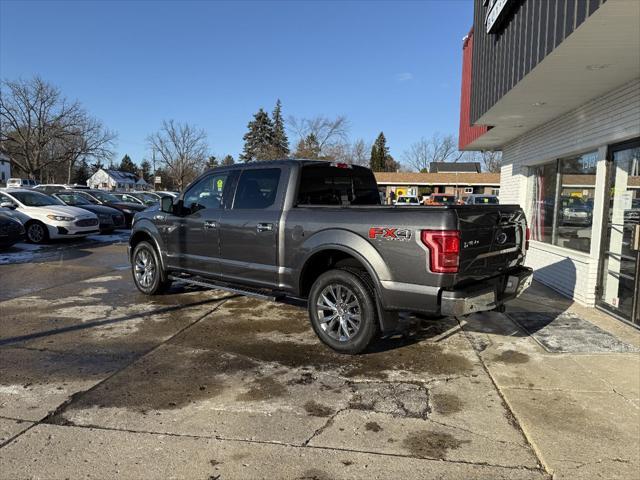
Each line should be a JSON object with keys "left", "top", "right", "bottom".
{"left": 87, "top": 169, "right": 147, "bottom": 191}
{"left": 459, "top": 0, "right": 640, "bottom": 326}
{"left": 0, "top": 152, "right": 11, "bottom": 186}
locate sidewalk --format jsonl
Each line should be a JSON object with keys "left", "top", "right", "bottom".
{"left": 461, "top": 281, "right": 640, "bottom": 480}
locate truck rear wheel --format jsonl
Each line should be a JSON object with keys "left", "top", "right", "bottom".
{"left": 308, "top": 268, "right": 379, "bottom": 354}
{"left": 132, "top": 241, "right": 171, "bottom": 295}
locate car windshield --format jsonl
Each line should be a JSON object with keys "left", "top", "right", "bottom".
{"left": 136, "top": 192, "right": 158, "bottom": 203}
{"left": 10, "top": 191, "right": 64, "bottom": 207}
{"left": 91, "top": 191, "right": 120, "bottom": 203}
{"left": 435, "top": 195, "right": 456, "bottom": 204}
{"left": 56, "top": 193, "right": 91, "bottom": 205}
{"left": 474, "top": 196, "right": 499, "bottom": 204}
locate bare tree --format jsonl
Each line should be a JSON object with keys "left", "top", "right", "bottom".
{"left": 287, "top": 115, "right": 350, "bottom": 157}
{"left": 62, "top": 115, "right": 116, "bottom": 183}
{"left": 147, "top": 120, "right": 208, "bottom": 189}
{"left": 402, "top": 133, "right": 464, "bottom": 172}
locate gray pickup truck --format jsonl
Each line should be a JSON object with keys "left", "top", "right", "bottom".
{"left": 129, "top": 160, "right": 532, "bottom": 354}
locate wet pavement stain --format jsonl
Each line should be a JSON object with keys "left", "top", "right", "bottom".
{"left": 64, "top": 348, "right": 257, "bottom": 412}
{"left": 402, "top": 430, "right": 470, "bottom": 459}
{"left": 365, "top": 421, "right": 383, "bottom": 432}
{"left": 431, "top": 393, "right": 463, "bottom": 415}
{"left": 236, "top": 376, "right": 287, "bottom": 401}
{"left": 299, "top": 469, "right": 333, "bottom": 480}
{"left": 304, "top": 400, "right": 335, "bottom": 417}
{"left": 493, "top": 350, "right": 530, "bottom": 364}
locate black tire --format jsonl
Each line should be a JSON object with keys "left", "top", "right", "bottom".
{"left": 25, "top": 221, "right": 49, "bottom": 244}
{"left": 131, "top": 241, "right": 171, "bottom": 295}
{"left": 308, "top": 268, "right": 379, "bottom": 354}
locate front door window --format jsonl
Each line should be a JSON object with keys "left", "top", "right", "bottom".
{"left": 598, "top": 140, "right": 640, "bottom": 324}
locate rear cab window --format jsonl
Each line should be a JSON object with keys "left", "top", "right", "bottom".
{"left": 296, "top": 164, "right": 380, "bottom": 206}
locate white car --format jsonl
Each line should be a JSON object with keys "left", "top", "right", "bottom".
{"left": 7, "top": 178, "right": 38, "bottom": 188}
{"left": 0, "top": 189, "right": 99, "bottom": 243}
{"left": 394, "top": 195, "right": 421, "bottom": 206}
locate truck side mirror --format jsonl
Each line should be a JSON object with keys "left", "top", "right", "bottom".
{"left": 0, "top": 201, "right": 17, "bottom": 210}
{"left": 160, "top": 196, "right": 174, "bottom": 214}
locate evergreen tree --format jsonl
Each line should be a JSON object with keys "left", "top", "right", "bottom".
{"left": 119, "top": 154, "right": 137, "bottom": 174}
{"left": 294, "top": 133, "right": 321, "bottom": 159}
{"left": 140, "top": 160, "right": 152, "bottom": 183}
{"left": 369, "top": 132, "right": 395, "bottom": 172}
{"left": 205, "top": 155, "right": 219, "bottom": 169}
{"left": 72, "top": 158, "right": 90, "bottom": 185}
{"left": 271, "top": 99, "right": 289, "bottom": 158}
{"left": 240, "top": 108, "right": 274, "bottom": 162}
{"left": 90, "top": 160, "right": 104, "bottom": 175}
{"left": 221, "top": 154, "right": 235, "bottom": 166}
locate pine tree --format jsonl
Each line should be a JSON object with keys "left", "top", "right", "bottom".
{"left": 90, "top": 160, "right": 104, "bottom": 175}
{"left": 140, "top": 160, "right": 152, "bottom": 183}
{"left": 294, "top": 133, "right": 321, "bottom": 159}
{"left": 271, "top": 99, "right": 289, "bottom": 158}
{"left": 72, "top": 158, "right": 90, "bottom": 185}
{"left": 119, "top": 154, "right": 137, "bottom": 174}
{"left": 221, "top": 154, "right": 235, "bottom": 166}
{"left": 240, "top": 108, "right": 274, "bottom": 162}
{"left": 369, "top": 132, "right": 389, "bottom": 172}
{"left": 205, "top": 156, "right": 219, "bottom": 169}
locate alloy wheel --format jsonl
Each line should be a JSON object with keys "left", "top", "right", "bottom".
{"left": 27, "top": 223, "right": 45, "bottom": 243}
{"left": 316, "top": 283, "right": 362, "bottom": 342}
{"left": 134, "top": 248, "right": 156, "bottom": 289}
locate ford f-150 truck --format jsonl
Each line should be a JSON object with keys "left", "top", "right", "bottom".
{"left": 129, "top": 160, "right": 532, "bottom": 354}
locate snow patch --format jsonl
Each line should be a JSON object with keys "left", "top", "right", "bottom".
{"left": 83, "top": 275, "right": 122, "bottom": 283}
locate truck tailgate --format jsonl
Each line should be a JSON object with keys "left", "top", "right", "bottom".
{"left": 455, "top": 205, "right": 527, "bottom": 282}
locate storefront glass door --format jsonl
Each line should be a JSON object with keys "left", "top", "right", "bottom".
{"left": 598, "top": 139, "right": 640, "bottom": 325}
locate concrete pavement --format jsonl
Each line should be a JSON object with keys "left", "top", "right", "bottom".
{"left": 0, "top": 240, "right": 637, "bottom": 479}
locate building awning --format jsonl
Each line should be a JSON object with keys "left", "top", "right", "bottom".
{"left": 463, "top": 0, "right": 640, "bottom": 150}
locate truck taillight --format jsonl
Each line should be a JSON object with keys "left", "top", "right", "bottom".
{"left": 525, "top": 227, "right": 530, "bottom": 250}
{"left": 421, "top": 230, "right": 460, "bottom": 273}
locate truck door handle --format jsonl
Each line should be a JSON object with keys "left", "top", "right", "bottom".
{"left": 203, "top": 220, "right": 217, "bottom": 230}
{"left": 257, "top": 223, "right": 273, "bottom": 233}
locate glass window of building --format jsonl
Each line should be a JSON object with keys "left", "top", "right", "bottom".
{"left": 530, "top": 151, "right": 598, "bottom": 253}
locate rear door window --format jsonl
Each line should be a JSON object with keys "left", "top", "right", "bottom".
{"left": 297, "top": 164, "right": 380, "bottom": 206}
{"left": 233, "top": 168, "right": 281, "bottom": 209}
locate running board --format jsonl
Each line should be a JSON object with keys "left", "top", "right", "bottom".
{"left": 167, "top": 274, "right": 281, "bottom": 301}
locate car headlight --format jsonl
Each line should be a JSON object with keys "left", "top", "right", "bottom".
{"left": 47, "top": 214, "right": 75, "bottom": 221}
{"left": 98, "top": 213, "right": 111, "bottom": 221}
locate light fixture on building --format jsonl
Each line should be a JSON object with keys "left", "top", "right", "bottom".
{"left": 586, "top": 64, "right": 610, "bottom": 71}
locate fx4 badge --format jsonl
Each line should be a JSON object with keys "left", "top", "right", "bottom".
{"left": 369, "top": 227, "right": 412, "bottom": 241}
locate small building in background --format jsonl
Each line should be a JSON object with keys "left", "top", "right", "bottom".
{"left": 429, "top": 162, "right": 481, "bottom": 173}
{"left": 87, "top": 169, "right": 147, "bottom": 191}
{"left": 374, "top": 171, "right": 499, "bottom": 203}
{"left": 0, "top": 152, "right": 11, "bottom": 186}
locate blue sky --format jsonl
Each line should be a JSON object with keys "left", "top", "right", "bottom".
{"left": 0, "top": 0, "right": 473, "bottom": 166}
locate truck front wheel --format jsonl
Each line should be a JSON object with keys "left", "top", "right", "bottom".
{"left": 308, "top": 268, "right": 379, "bottom": 354}
{"left": 132, "top": 241, "right": 171, "bottom": 295}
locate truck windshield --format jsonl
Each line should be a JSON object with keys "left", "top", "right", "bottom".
{"left": 297, "top": 164, "right": 381, "bottom": 206}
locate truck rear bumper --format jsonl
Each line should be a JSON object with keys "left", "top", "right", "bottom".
{"left": 440, "top": 266, "right": 533, "bottom": 317}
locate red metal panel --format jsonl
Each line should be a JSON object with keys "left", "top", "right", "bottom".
{"left": 459, "top": 28, "right": 489, "bottom": 150}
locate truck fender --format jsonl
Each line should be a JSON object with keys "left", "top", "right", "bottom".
{"left": 128, "top": 220, "right": 167, "bottom": 272}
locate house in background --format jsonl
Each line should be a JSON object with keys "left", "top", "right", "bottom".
{"left": 87, "top": 169, "right": 148, "bottom": 191}
{"left": 429, "top": 162, "right": 481, "bottom": 173}
{"left": 0, "top": 152, "right": 11, "bottom": 186}
{"left": 374, "top": 171, "right": 499, "bottom": 203}
{"left": 458, "top": 0, "right": 640, "bottom": 325}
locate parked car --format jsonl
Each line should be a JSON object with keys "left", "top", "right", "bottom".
{"left": 7, "top": 178, "right": 38, "bottom": 188}
{"left": 0, "top": 189, "right": 99, "bottom": 243}
{"left": 559, "top": 196, "right": 592, "bottom": 226}
{"left": 394, "top": 195, "right": 421, "bottom": 206}
{"left": 155, "top": 190, "right": 180, "bottom": 198}
{"left": 129, "top": 160, "right": 531, "bottom": 354}
{"left": 464, "top": 194, "right": 499, "bottom": 205}
{"left": 35, "top": 184, "right": 90, "bottom": 194}
{"left": 52, "top": 191, "right": 126, "bottom": 233}
{"left": 71, "top": 189, "right": 147, "bottom": 227}
{"left": 0, "top": 211, "right": 25, "bottom": 249}
{"left": 113, "top": 192, "right": 159, "bottom": 207}
{"left": 425, "top": 193, "right": 458, "bottom": 205}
